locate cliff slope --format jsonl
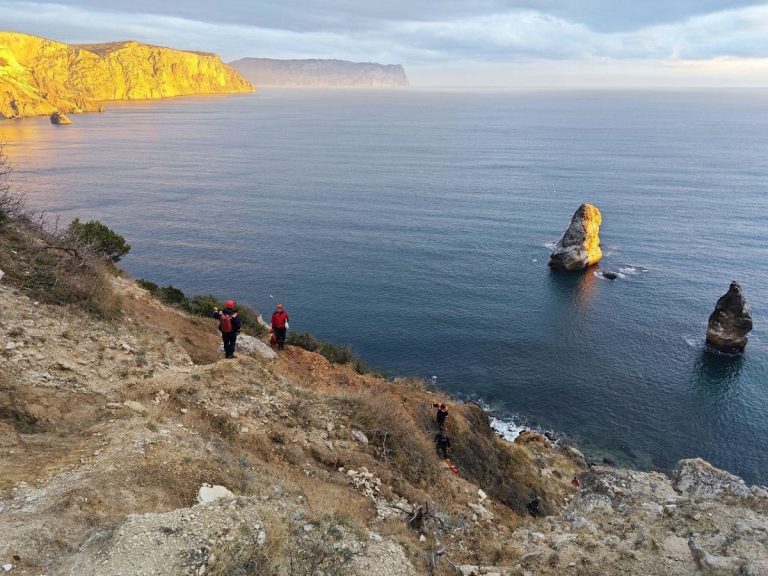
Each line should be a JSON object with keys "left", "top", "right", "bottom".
{"left": 230, "top": 57, "right": 409, "bottom": 87}
{"left": 0, "top": 215, "right": 766, "bottom": 575}
{"left": 0, "top": 32, "right": 253, "bottom": 119}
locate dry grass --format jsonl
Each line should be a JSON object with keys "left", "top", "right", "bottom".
{"left": 333, "top": 386, "right": 441, "bottom": 487}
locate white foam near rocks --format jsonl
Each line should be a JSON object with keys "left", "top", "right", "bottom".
{"left": 490, "top": 416, "right": 526, "bottom": 442}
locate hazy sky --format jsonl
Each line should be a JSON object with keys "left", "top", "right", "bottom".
{"left": 3, "top": 0, "right": 768, "bottom": 86}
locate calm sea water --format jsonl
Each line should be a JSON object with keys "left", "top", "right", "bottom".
{"left": 3, "top": 89, "right": 767, "bottom": 483}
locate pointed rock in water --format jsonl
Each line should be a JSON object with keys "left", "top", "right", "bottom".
{"left": 548, "top": 203, "right": 603, "bottom": 271}
{"left": 706, "top": 281, "right": 752, "bottom": 353}
{"left": 50, "top": 111, "right": 72, "bottom": 125}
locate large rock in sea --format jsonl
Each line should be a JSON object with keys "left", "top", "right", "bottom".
{"left": 706, "top": 281, "right": 753, "bottom": 353}
{"left": 548, "top": 203, "right": 603, "bottom": 271}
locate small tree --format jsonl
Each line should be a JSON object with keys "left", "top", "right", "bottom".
{"left": 68, "top": 218, "right": 131, "bottom": 262}
{"left": 0, "top": 143, "right": 25, "bottom": 230}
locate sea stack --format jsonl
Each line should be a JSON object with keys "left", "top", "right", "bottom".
{"left": 548, "top": 203, "right": 603, "bottom": 271}
{"left": 50, "top": 111, "right": 72, "bottom": 125}
{"left": 706, "top": 281, "right": 753, "bottom": 353}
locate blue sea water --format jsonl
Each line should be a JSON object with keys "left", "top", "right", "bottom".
{"left": 2, "top": 88, "right": 767, "bottom": 483}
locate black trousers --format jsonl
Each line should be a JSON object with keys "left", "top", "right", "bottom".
{"left": 274, "top": 327, "right": 287, "bottom": 349}
{"left": 222, "top": 331, "right": 237, "bottom": 357}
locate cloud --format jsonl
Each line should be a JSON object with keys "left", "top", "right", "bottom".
{"left": 3, "top": 1, "right": 768, "bottom": 85}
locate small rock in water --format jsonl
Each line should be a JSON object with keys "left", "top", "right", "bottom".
{"left": 602, "top": 271, "right": 619, "bottom": 280}
{"left": 50, "top": 110, "right": 72, "bottom": 125}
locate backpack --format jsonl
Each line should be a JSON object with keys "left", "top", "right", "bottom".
{"left": 219, "top": 313, "right": 233, "bottom": 333}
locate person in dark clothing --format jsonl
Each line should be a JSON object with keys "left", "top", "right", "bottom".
{"left": 434, "top": 428, "right": 451, "bottom": 459}
{"left": 213, "top": 300, "right": 242, "bottom": 358}
{"left": 271, "top": 303, "right": 289, "bottom": 350}
{"left": 432, "top": 402, "right": 449, "bottom": 428}
{"left": 527, "top": 495, "right": 542, "bottom": 518}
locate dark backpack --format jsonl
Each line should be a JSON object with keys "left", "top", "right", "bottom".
{"left": 219, "top": 313, "right": 233, "bottom": 333}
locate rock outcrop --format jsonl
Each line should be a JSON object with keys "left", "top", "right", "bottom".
{"left": 49, "top": 110, "right": 71, "bottom": 125}
{"left": 0, "top": 32, "right": 253, "bottom": 119}
{"left": 230, "top": 58, "right": 409, "bottom": 87}
{"left": 706, "top": 281, "right": 753, "bottom": 353}
{"left": 548, "top": 203, "right": 603, "bottom": 271}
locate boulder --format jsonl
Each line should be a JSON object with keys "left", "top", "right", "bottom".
{"left": 233, "top": 334, "right": 278, "bottom": 360}
{"left": 672, "top": 458, "right": 751, "bottom": 500}
{"left": 196, "top": 484, "right": 235, "bottom": 504}
{"left": 50, "top": 111, "right": 72, "bottom": 125}
{"left": 514, "top": 430, "right": 550, "bottom": 446}
{"left": 548, "top": 203, "right": 603, "bottom": 271}
{"left": 706, "top": 281, "right": 752, "bottom": 353}
{"left": 123, "top": 400, "right": 149, "bottom": 416}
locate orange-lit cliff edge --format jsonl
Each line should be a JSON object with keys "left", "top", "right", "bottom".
{"left": 0, "top": 31, "right": 253, "bottom": 119}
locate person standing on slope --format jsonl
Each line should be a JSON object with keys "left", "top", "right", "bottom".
{"left": 432, "top": 402, "right": 449, "bottom": 429}
{"left": 271, "top": 303, "right": 289, "bottom": 350}
{"left": 213, "top": 300, "right": 241, "bottom": 359}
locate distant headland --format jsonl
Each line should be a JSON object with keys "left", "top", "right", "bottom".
{"left": 229, "top": 57, "right": 409, "bottom": 87}
{"left": 0, "top": 31, "right": 253, "bottom": 119}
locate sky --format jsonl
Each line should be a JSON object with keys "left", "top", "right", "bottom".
{"left": 3, "top": 0, "right": 768, "bottom": 86}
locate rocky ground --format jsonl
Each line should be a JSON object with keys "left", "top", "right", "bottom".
{"left": 1, "top": 270, "right": 766, "bottom": 575}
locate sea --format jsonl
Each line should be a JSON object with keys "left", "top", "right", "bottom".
{"left": 2, "top": 88, "right": 767, "bottom": 484}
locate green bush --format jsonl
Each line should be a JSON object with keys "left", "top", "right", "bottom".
{"left": 68, "top": 218, "right": 131, "bottom": 262}
{"left": 287, "top": 331, "right": 382, "bottom": 375}
{"left": 286, "top": 331, "right": 320, "bottom": 352}
{"left": 137, "top": 281, "right": 267, "bottom": 337}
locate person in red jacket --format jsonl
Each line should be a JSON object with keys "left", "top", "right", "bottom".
{"left": 271, "top": 303, "right": 289, "bottom": 350}
{"left": 213, "top": 300, "right": 241, "bottom": 359}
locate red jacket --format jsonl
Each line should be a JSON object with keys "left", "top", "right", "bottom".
{"left": 271, "top": 310, "right": 289, "bottom": 329}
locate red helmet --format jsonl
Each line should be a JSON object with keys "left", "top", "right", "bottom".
{"left": 225, "top": 300, "right": 235, "bottom": 309}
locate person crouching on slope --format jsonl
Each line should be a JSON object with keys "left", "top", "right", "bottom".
{"left": 271, "top": 303, "right": 289, "bottom": 350}
{"left": 213, "top": 300, "right": 241, "bottom": 359}
{"left": 434, "top": 428, "right": 452, "bottom": 459}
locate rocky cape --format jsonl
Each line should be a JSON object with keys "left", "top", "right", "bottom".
{"left": 0, "top": 217, "right": 766, "bottom": 575}
{"left": 230, "top": 57, "right": 409, "bottom": 87}
{"left": 0, "top": 32, "right": 253, "bottom": 119}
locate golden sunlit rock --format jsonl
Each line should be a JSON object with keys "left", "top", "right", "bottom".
{"left": 0, "top": 32, "right": 253, "bottom": 119}
{"left": 548, "top": 203, "right": 603, "bottom": 271}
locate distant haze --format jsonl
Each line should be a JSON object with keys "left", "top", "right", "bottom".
{"left": 2, "top": 1, "right": 768, "bottom": 86}
{"left": 230, "top": 59, "right": 409, "bottom": 87}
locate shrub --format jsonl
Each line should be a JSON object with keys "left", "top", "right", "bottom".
{"left": 0, "top": 145, "right": 24, "bottom": 231}
{"left": 137, "top": 281, "right": 267, "bottom": 337}
{"left": 287, "top": 515, "right": 364, "bottom": 576}
{"left": 288, "top": 332, "right": 380, "bottom": 375}
{"left": 68, "top": 218, "right": 131, "bottom": 262}
{"left": 287, "top": 332, "right": 320, "bottom": 352}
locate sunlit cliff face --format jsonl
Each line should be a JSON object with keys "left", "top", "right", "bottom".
{"left": 0, "top": 32, "right": 253, "bottom": 119}
{"left": 581, "top": 203, "right": 602, "bottom": 267}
